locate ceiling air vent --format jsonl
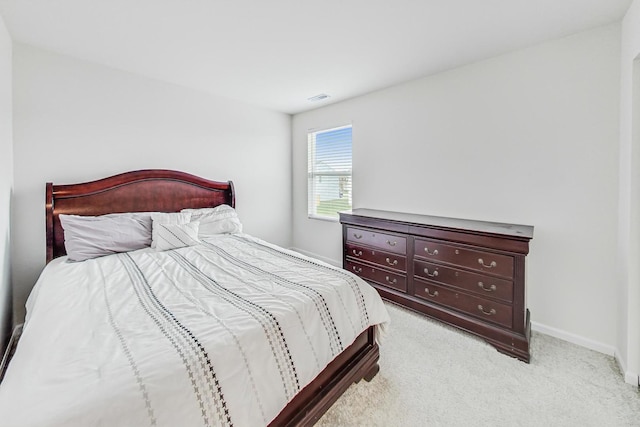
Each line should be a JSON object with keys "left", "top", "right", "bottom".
{"left": 307, "top": 93, "right": 330, "bottom": 102}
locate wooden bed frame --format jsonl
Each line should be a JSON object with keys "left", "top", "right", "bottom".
{"left": 44, "top": 169, "right": 380, "bottom": 426}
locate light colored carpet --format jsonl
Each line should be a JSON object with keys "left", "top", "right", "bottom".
{"left": 318, "top": 302, "right": 640, "bottom": 426}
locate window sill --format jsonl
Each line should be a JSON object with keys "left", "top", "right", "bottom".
{"left": 308, "top": 214, "right": 340, "bottom": 223}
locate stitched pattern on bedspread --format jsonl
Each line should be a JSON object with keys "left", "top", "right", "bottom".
{"left": 149, "top": 255, "right": 270, "bottom": 424}
{"left": 199, "top": 240, "right": 344, "bottom": 358}
{"left": 118, "top": 253, "right": 233, "bottom": 427}
{"left": 101, "top": 264, "right": 158, "bottom": 426}
{"left": 228, "top": 234, "right": 370, "bottom": 329}
{"left": 167, "top": 251, "right": 301, "bottom": 401}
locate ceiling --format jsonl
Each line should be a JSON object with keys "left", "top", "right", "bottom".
{"left": 0, "top": 0, "right": 632, "bottom": 114}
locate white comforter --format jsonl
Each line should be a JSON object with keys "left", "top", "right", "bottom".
{"left": 0, "top": 234, "right": 389, "bottom": 427}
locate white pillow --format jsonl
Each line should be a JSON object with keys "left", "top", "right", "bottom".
{"left": 181, "top": 205, "right": 242, "bottom": 237}
{"left": 154, "top": 222, "right": 200, "bottom": 251}
{"left": 59, "top": 212, "right": 153, "bottom": 262}
{"left": 150, "top": 212, "right": 192, "bottom": 248}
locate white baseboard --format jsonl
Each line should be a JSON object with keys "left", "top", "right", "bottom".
{"left": 0, "top": 323, "right": 23, "bottom": 384}
{"left": 625, "top": 372, "right": 639, "bottom": 386}
{"left": 530, "top": 321, "right": 616, "bottom": 356}
{"left": 525, "top": 321, "right": 640, "bottom": 386}
{"left": 288, "top": 247, "right": 341, "bottom": 268}
{"left": 613, "top": 349, "right": 640, "bottom": 386}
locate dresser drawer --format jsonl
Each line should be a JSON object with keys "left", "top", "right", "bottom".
{"left": 346, "top": 227, "right": 407, "bottom": 255}
{"left": 345, "top": 260, "right": 407, "bottom": 293}
{"left": 346, "top": 243, "right": 407, "bottom": 272}
{"left": 413, "top": 259, "right": 513, "bottom": 303}
{"left": 414, "top": 279, "right": 513, "bottom": 329}
{"left": 414, "top": 238, "right": 514, "bottom": 278}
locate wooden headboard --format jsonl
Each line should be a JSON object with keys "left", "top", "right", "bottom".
{"left": 45, "top": 169, "right": 235, "bottom": 263}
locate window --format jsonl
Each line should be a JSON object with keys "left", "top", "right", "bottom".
{"left": 308, "top": 125, "right": 352, "bottom": 220}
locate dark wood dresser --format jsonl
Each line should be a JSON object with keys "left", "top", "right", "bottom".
{"left": 339, "top": 209, "right": 534, "bottom": 362}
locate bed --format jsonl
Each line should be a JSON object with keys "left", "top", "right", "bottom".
{"left": 0, "top": 169, "right": 390, "bottom": 427}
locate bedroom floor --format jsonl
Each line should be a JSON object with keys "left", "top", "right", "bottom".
{"left": 318, "top": 302, "right": 640, "bottom": 427}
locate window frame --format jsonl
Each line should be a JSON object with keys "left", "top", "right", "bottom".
{"left": 307, "top": 124, "right": 353, "bottom": 222}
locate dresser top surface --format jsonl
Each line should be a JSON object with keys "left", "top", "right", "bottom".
{"left": 339, "top": 208, "right": 534, "bottom": 240}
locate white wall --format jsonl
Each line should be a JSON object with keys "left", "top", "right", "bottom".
{"left": 0, "top": 15, "right": 12, "bottom": 354}
{"left": 618, "top": 0, "right": 640, "bottom": 385}
{"left": 12, "top": 43, "right": 292, "bottom": 322}
{"left": 293, "top": 25, "right": 621, "bottom": 354}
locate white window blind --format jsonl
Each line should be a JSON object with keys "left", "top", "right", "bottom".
{"left": 308, "top": 125, "right": 352, "bottom": 220}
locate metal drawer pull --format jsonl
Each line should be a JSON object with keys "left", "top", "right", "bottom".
{"left": 423, "top": 268, "right": 438, "bottom": 278}
{"left": 352, "top": 266, "right": 362, "bottom": 274}
{"left": 386, "top": 240, "right": 397, "bottom": 247}
{"left": 385, "top": 258, "right": 398, "bottom": 266}
{"left": 478, "top": 258, "right": 497, "bottom": 268}
{"left": 424, "top": 288, "right": 439, "bottom": 297}
{"left": 478, "top": 305, "right": 496, "bottom": 316}
{"left": 353, "top": 233, "right": 363, "bottom": 239}
{"left": 424, "top": 247, "right": 439, "bottom": 256}
{"left": 477, "top": 282, "right": 496, "bottom": 292}
{"left": 352, "top": 249, "right": 363, "bottom": 257}
{"left": 385, "top": 276, "right": 397, "bottom": 285}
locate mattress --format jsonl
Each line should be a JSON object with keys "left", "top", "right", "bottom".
{"left": 0, "top": 233, "right": 389, "bottom": 427}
